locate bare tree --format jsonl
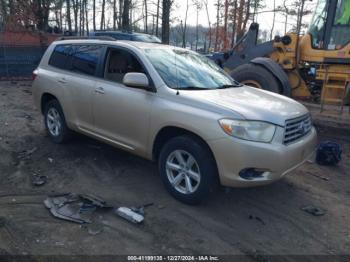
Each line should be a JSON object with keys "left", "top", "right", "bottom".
{"left": 270, "top": 0, "right": 276, "bottom": 40}
{"left": 144, "top": 0, "right": 148, "bottom": 33}
{"left": 100, "top": 0, "right": 106, "bottom": 30}
{"left": 214, "top": 0, "right": 220, "bottom": 51}
{"left": 193, "top": 0, "right": 202, "bottom": 51}
{"left": 72, "top": 0, "right": 79, "bottom": 33}
{"left": 122, "top": 0, "right": 130, "bottom": 31}
{"left": 162, "top": 0, "right": 172, "bottom": 44}
{"left": 93, "top": 0, "right": 96, "bottom": 31}
{"left": 181, "top": 0, "right": 189, "bottom": 48}
{"left": 113, "top": 0, "right": 117, "bottom": 30}
{"left": 155, "top": 0, "right": 160, "bottom": 36}
{"left": 66, "top": 0, "right": 72, "bottom": 32}
{"left": 85, "top": 0, "right": 89, "bottom": 34}
{"left": 202, "top": 0, "right": 212, "bottom": 51}
{"left": 223, "top": 0, "right": 229, "bottom": 49}
{"left": 33, "top": 0, "right": 51, "bottom": 31}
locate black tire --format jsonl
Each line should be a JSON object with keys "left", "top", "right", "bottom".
{"left": 159, "top": 136, "right": 218, "bottom": 205}
{"left": 44, "top": 99, "right": 71, "bottom": 144}
{"left": 230, "top": 63, "right": 281, "bottom": 94}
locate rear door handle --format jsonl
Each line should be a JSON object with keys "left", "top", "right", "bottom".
{"left": 95, "top": 87, "right": 105, "bottom": 94}
{"left": 58, "top": 78, "right": 67, "bottom": 84}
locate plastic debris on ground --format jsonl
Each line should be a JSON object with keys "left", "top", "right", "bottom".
{"left": 44, "top": 193, "right": 153, "bottom": 228}
{"left": 44, "top": 193, "right": 109, "bottom": 224}
{"left": 301, "top": 205, "right": 326, "bottom": 216}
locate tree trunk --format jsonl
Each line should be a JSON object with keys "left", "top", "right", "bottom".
{"left": 223, "top": 0, "right": 228, "bottom": 50}
{"left": 72, "top": 0, "right": 78, "bottom": 33}
{"left": 101, "top": 0, "right": 106, "bottom": 30}
{"left": 85, "top": 0, "right": 89, "bottom": 34}
{"left": 204, "top": 1, "right": 212, "bottom": 52}
{"left": 144, "top": 0, "right": 148, "bottom": 33}
{"left": 270, "top": 0, "right": 276, "bottom": 40}
{"left": 79, "top": 0, "right": 83, "bottom": 35}
{"left": 195, "top": 5, "right": 199, "bottom": 51}
{"left": 118, "top": 0, "right": 123, "bottom": 29}
{"left": 231, "top": 0, "right": 237, "bottom": 47}
{"left": 122, "top": 0, "right": 130, "bottom": 31}
{"left": 93, "top": 0, "right": 96, "bottom": 31}
{"left": 214, "top": 0, "right": 220, "bottom": 51}
{"left": 161, "top": 0, "right": 172, "bottom": 44}
{"left": 66, "top": 0, "right": 72, "bottom": 32}
{"left": 155, "top": 0, "right": 160, "bottom": 37}
{"left": 182, "top": 0, "right": 189, "bottom": 48}
{"left": 113, "top": 0, "right": 117, "bottom": 30}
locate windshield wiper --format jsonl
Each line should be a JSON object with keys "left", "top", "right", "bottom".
{"left": 175, "top": 86, "right": 209, "bottom": 90}
{"left": 218, "top": 84, "right": 242, "bottom": 89}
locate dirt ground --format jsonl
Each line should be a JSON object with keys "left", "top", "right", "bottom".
{"left": 0, "top": 81, "right": 349, "bottom": 260}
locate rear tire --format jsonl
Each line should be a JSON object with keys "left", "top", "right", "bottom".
{"left": 158, "top": 136, "right": 218, "bottom": 205}
{"left": 230, "top": 63, "right": 281, "bottom": 94}
{"left": 44, "top": 99, "right": 72, "bottom": 144}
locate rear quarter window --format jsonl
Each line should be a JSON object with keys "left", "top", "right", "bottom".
{"left": 48, "top": 45, "right": 72, "bottom": 69}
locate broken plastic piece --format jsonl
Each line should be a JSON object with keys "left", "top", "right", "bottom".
{"left": 115, "top": 207, "right": 144, "bottom": 224}
{"left": 44, "top": 193, "right": 109, "bottom": 224}
{"left": 79, "top": 194, "right": 111, "bottom": 208}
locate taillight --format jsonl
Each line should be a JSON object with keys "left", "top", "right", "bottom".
{"left": 32, "top": 70, "right": 38, "bottom": 81}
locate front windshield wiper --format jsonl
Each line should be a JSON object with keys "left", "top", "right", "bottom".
{"left": 174, "top": 84, "right": 242, "bottom": 90}
{"left": 175, "top": 86, "right": 209, "bottom": 90}
{"left": 218, "top": 83, "right": 242, "bottom": 89}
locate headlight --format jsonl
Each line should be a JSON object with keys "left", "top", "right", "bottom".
{"left": 219, "top": 119, "right": 276, "bottom": 142}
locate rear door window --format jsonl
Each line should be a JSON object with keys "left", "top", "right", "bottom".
{"left": 69, "top": 45, "right": 104, "bottom": 76}
{"left": 49, "top": 45, "right": 72, "bottom": 69}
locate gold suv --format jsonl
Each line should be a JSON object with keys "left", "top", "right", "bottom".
{"left": 32, "top": 39, "right": 317, "bottom": 204}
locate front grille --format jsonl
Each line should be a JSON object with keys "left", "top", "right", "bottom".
{"left": 283, "top": 114, "right": 312, "bottom": 145}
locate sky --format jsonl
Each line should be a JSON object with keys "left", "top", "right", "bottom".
{"left": 173, "top": 0, "right": 316, "bottom": 35}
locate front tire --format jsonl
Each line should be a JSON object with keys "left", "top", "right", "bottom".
{"left": 230, "top": 63, "right": 281, "bottom": 94}
{"left": 159, "top": 136, "right": 218, "bottom": 205}
{"left": 44, "top": 99, "right": 71, "bottom": 144}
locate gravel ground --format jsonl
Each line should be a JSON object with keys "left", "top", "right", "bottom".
{"left": 0, "top": 81, "right": 349, "bottom": 261}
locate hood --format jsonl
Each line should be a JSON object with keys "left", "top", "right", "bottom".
{"left": 180, "top": 86, "right": 308, "bottom": 126}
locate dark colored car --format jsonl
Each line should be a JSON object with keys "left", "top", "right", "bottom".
{"left": 89, "top": 31, "right": 162, "bottom": 43}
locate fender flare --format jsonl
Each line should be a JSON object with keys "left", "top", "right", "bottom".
{"left": 251, "top": 57, "right": 291, "bottom": 97}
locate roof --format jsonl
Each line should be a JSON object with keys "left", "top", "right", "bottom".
{"left": 52, "top": 38, "right": 178, "bottom": 51}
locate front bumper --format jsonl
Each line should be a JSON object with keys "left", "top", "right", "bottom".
{"left": 208, "top": 127, "right": 317, "bottom": 187}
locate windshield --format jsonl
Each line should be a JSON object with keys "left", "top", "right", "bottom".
{"left": 144, "top": 48, "right": 240, "bottom": 90}
{"left": 308, "top": 0, "right": 327, "bottom": 48}
{"left": 335, "top": 0, "right": 350, "bottom": 25}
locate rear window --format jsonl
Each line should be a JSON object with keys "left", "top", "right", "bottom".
{"left": 48, "top": 45, "right": 72, "bottom": 69}
{"left": 69, "top": 45, "right": 103, "bottom": 76}
{"left": 49, "top": 44, "right": 103, "bottom": 76}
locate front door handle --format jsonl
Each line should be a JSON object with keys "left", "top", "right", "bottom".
{"left": 95, "top": 87, "right": 105, "bottom": 94}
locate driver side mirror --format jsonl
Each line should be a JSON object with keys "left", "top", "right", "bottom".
{"left": 123, "top": 73, "right": 150, "bottom": 89}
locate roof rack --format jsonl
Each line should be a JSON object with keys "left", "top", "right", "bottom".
{"left": 56, "top": 36, "right": 116, "bottom": 41}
